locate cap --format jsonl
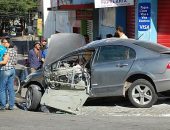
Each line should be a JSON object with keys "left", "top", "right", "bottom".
{"left": 41, "top": 39, "right": 47, "bottom": 42}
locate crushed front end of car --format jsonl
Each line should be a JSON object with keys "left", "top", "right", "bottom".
{"left": 40, "top": 33, "right": 90, "bottom": 114}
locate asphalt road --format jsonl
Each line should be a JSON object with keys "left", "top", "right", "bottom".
{"left": 0, "top": 96, "right": 167, "bottom": 130}
{"left": 1, "top": 109, "right": 170, "bottom": 130}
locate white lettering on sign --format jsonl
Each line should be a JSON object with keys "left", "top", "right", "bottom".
{"left": 139, "top": 19, "right": 150, "bottom": 22}
{"left": 139, "top": 25, "right": 150, "bottom": 30}
{"left": 138, "top": 3, "right": 151, "bottom": 31}
{"left": 101, "top": 0, "right": 128, "bottom": 4}
{"left": 95, "top": 0, "right": 134, "bottom": 8}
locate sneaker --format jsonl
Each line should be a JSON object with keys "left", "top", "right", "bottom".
{"left": 7, "top": 107, "right": 14, "bottom": 110}
{"left": 0, "top": 107, "right": 5, "bottom": 111}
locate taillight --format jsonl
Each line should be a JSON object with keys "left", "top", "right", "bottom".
{"left": 167, "top": 63, "right": 170, "bottom": 69}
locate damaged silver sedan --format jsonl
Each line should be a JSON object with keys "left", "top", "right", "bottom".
{"left": 24, "top": 33, "right": 170, "bottom": 114}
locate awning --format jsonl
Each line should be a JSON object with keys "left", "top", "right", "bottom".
{"left": 94, "top": 0, "right": 134, "bottom": 8}
{"left": 47, "top": 3, "right": 94, "bottom": 11}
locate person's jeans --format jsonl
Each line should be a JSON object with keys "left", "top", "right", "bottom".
{"left": 0, "top": 68, "right": 15, "bottom": 109}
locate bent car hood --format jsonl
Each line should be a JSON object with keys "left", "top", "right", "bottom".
{"left": 44, "top": 33, "right": 86, "bottom": 66}
{"left": 41, "top": 33, "right": 88, "bottom": 114}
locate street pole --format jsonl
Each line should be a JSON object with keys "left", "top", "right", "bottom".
{"left": 27, "top": 34, "right": 33, "bottom": 55}
{"left": 26, "top": 35, "right": 30, "bottom": 56}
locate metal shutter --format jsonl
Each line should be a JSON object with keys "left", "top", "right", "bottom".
{"left": 157, "top": 0, "right": 170, "bottom": 47}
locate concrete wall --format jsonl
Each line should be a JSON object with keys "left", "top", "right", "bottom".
{"left": 43, "top": 0, "right": 56, "bottom": 39}
{"left": 55, "top": 11, "right": 72, "bottom": 33}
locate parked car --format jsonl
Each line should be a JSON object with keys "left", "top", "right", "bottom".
{"left": 22, "top": 33, "right": 170, "bottom": 114}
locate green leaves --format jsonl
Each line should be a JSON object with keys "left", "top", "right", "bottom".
{"left": 0, "top": 0, "right": 37, "bottom": 16}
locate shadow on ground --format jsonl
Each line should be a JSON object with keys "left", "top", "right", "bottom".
{"left": 84, "top": 96, "right": 170, "bottom": 108}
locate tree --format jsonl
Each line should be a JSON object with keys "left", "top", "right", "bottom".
{"left": 0, "top": 0, "right": 38, "bottom": 36}
{"left": 0, "top": 0, "right": 38, "bottom": 17}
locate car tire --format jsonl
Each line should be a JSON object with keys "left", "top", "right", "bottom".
{"left": 25, "top": 85, "right": 42, "bottom": 111}
{"left": 128, "top": 79, "right": 158, "bottom": 108}
{"left": 14, "top": 75, "right": 20, "bottom": 94}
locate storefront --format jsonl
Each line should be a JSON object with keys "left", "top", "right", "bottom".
{"left": 95, "top": 0, "right": 135, "bottom": 39}
{"left": 95, "top": 0, "right": 170, "bottom": 47}
{"left": 48, "top": 0, "right": 95, "bottom": 42}
{"left": 127, "top": 0, "right": 170, "bottom": 47}
{"left": 46, "top": 0, "right": 170, "bottom": 47}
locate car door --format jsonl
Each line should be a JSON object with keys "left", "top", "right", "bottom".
{"left": 91, "top": 45, "right": 136, "bottom": 97}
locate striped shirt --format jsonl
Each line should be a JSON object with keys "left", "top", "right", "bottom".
{"left": 0, "top": 48, "right": 17, "bottom": 70}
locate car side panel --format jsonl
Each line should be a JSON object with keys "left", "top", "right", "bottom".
{"left": 22, "top": 70, "right": 46, "bottom": 89}
{"left": 90, "top": 59, "right": 134, "bottom": 97}
{"left": 129, "top": 56, "right": 170, "bottom": 93}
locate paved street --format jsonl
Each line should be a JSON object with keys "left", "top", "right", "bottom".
{"left": 14, "top": 96, "right": 170, "bottom": 117}
{"left": 82, "top": 97, "right": 170, "bottom": 117}
{"left": 1, "top": 104, "right": 170, "bottom": 130}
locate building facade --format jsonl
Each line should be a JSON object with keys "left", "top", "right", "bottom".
{"left": 42, "top": 0, "right": 170, "bottom": 47}
{"left": 97, "top": 0, "right": 170, "bottom": 47}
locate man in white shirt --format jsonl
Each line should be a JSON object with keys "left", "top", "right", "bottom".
{"left": 116, "top": 26, "right": 128, "bottom": 39}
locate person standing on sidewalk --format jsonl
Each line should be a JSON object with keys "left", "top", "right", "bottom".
{"left": 0, "top": 38, "right": 17, "bottom": 110}
{"left": 28, "top": 42, "right": 43, "bottom": 73}
{"left": 116, "top": 26, "right": 128, "bottom": 39}
{"left": 40, "top": 39, "right": 48, "bottom": 61}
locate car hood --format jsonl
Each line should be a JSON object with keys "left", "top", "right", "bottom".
{"left": 44, "top": 33, "right": 86, "bottom": 66}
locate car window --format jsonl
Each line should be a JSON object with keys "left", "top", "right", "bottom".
{"left": 51, "top": 61, "right": 59, "bottom": 71}
{"left": 96, "top": 45, "right": 136, "bottom": 63}
{"left": 50, "top": 51, "right": 94, "bottom": 71}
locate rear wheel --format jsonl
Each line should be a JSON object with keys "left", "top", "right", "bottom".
{"left": 25, "top": 85, "right": 42, "bottom": 111}
{"left": 128, "top": 79, "right": 158, "bottom": 108}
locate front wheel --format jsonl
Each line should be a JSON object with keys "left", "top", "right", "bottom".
{"left": 128, "top": 79, "right": 158, "bottom": 108}
{"left": 25, "top": 85, "right": 42, "bottom": 111}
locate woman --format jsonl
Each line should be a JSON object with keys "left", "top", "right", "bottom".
{"left": 0, "top": 38, "right": 17, "bottom": 110}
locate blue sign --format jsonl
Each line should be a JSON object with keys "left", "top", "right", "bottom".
{"left": 138, "top": 3, "right": 151, "bottom": 31}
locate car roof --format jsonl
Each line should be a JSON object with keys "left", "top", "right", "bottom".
{"left": 59, "top": 38, "right": 170, "bottom": 61}
{"left": 134, "top": 41, "right": 170, "bottom": 53}
{"left": 74, "top": 38, "right": 170, "bottom": 53}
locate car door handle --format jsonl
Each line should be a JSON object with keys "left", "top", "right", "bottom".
{"left": 116, "top": 63, "right": 128, "bottom": 67}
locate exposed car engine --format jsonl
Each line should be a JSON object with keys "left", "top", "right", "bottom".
{"left": 47, "top": 62, "right": 90, "bottom": 91}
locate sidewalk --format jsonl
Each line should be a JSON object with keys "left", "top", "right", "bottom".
{"left": 81, "top": 97, "right": 170, "bottom": 117}
{"left": 11, "top": 35, "right": 39, "bottom": 41}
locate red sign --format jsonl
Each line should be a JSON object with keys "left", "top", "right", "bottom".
{"left": 76, "top": 10, "right": 93, "bottom": 20}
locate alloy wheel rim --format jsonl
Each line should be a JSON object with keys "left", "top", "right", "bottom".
{"left": 26, "top": 89, "right": 32, "bottom": 108}
{"left": 132, "top": 84, "right": 152, "bottom": 105}
{"left": 14, "top": 76, "right": 20, "bottom": 93}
